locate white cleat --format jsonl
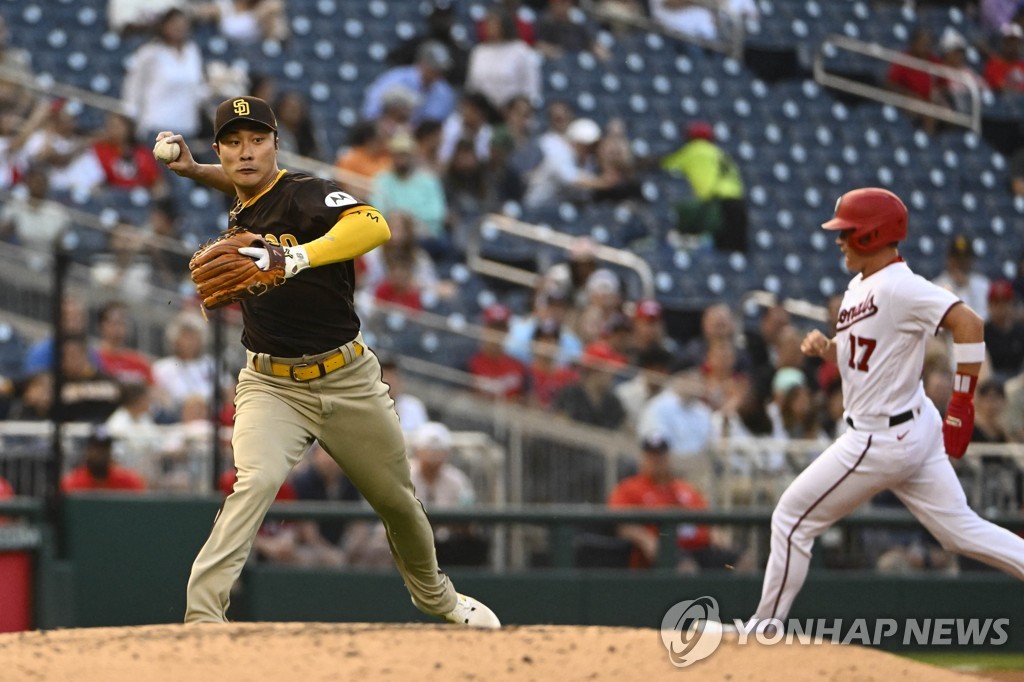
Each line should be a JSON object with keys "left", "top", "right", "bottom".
{"left": 441, "top": 593, "right": 501, "bottom": 629}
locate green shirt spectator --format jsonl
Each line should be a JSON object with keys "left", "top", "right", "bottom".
{"left": 661, "top": 121, "right": 748, "bottom": 253}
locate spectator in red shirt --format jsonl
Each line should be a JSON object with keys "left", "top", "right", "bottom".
{"left": 887, "top": 26, "right": 943, "bottom": 133}
{"left": 984, "top": 23, "right": 1024, "bottom": 93}
{"left": 374, "top": 252, "right": 423, "bottom": 311}
{"left": 630, "top": 298, "right": 680, "bottom": 361}
{"left": 468, "top": 304, "right": 527, "bottom": 400}
{"left": 526, "top": 319, "right": 578, "bottom": 409}
{"left": 61, "top": 428, "right": 146, "bottom": 492}
{"left": 609, "top": 433, "right": 746, "bottom": 571}
{"left": 96, "top": 301, "right": 153, "bottom": 386}
{"left": 887, "top": 26, "right": 941, "bottom": 100}
{"left": 89, "top": 112, "right": 166, "bottom": 192}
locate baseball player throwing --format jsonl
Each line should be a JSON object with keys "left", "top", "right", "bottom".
{"left": 156, "top": 96, "right": 499, "bottom": 628}
{"left": 748, "top": 187, "right": 1024, "bottom": 628}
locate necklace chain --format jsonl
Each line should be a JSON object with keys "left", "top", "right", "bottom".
{"left": 228, "top": 171, "right": 280, "bottom": 221}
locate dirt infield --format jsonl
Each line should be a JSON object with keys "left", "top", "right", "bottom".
{"left": 0, "top": 622, "right": 991, "bottom": 681}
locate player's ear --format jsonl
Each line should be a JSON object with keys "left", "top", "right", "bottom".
{"left": 212, "top": 141, "right": 219, "bottom": 156}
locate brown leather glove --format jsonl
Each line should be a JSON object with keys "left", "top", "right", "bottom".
{"left": 188, "top": 228, "right": 286, "bottom": 309}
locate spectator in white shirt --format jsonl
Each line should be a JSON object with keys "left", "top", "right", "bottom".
{"left": 637, "top": 368, "right": 713, "bottom": 459}
{"left": 438, "top": 91, "right": 495, "bottom": 167}
{"left": 190, "top": 0, "right": 289, "bottom": 45}
{"left": 151, "top": 311, "right": 216, "bottom": 419}
{"left": 408, "top": 421, "right": 488, "bottom": 565}
{"left": 933, "top": 235, "right": 991, "bottom": 322}
{"left": 408, "top": 422, "right": 476, "bottom": 508}
{"left": 0, "top": 165, "right": 70, "bottom": 267}
{"left": 465, "top": 7, "right": 541, "bottom": 111}
{"left": 19, "top": 101, "right": 103, "bottom": 196}
{"left": 524, "top": 117, "right": 606, "bottom": 207}
{"left": 121, "top": 8, "right": 208, "bottom": 143}
{"left": 105, "top": 381, "right": 162, "bottom": 482}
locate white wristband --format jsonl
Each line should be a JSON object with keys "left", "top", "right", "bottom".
{"left": 952, "top": 342, "right": 986, "bottom": 364}
{"left": 283, "top": 245, "right": 311, "bottom": 278}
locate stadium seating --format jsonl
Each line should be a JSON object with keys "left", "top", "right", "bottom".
{"left": 0, "top": 0, "right": 1017, "bottom": 345}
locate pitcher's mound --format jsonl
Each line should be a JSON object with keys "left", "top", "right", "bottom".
{"left": 0, "top": 622, "right": 984, "bottom": 681}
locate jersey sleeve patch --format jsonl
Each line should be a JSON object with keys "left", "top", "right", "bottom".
{"left": 324, "top": 191, "right": 360, "bottom": 208}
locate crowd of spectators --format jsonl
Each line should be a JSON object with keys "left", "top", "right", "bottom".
{"left": 885, "top": 8, "right": 1024, "bottom": 134}
{"left": 0, "top": 0, "right": 1023, "bottom": 575}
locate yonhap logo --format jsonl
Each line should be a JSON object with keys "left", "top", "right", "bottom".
{"left": 660, "top": 596, "right": 724, "bottom": 668}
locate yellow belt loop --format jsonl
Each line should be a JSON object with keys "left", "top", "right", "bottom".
{"left": 256, "top": 354, "right": 273, "bottom": 375}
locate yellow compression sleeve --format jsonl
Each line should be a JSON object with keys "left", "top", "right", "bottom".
{"left": 303, "top": 207, "right": 391, "bottom": 267}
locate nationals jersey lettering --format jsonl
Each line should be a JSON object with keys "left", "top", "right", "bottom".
{"left": 835, "top": 294, "right": 878, "bottom": 331}
{"left": 835, "top": 261, "right": 959, "bottom": 419}
{"left": 229, "top": 171, "right": 366, "bottom": 356}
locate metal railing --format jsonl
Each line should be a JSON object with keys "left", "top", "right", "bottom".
{"left": 468, "top": 213, "right": 656, "bottom": 299}
{"left": 739, "top": 290, "right": 829, "bottom": 325}
{"left": 0, "top": 419, "right": 503, "bottom": 495}
{"left": 580, "top": 0, "right": 746, "bottom": 60}
{"left": 813, "top": 34, "right": 983, "bottom": 133}
{"left": 0, "top": 65, "right": 128, "bottom": 116}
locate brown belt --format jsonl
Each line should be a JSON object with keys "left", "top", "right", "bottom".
{"left": 252, "top": 341, "right": 364, "bottom": 381}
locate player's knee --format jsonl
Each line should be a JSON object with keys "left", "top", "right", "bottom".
{"left": 770, "top": 502, "right": 796, "bottom": 535}
{"left": 234, "top": 469, "right": 286, "bottom": 498}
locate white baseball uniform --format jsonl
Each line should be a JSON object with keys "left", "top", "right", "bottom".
{"left": 751, "top": 260, "right": 1024, "bottom": 624}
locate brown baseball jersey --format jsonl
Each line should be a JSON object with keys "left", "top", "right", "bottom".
{"left": 228, "top": 170, "right": 366, "bottom": 356}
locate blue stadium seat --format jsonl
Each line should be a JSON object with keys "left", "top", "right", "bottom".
{"left": 0, "top": 323, "right": 28, "bottom": 381}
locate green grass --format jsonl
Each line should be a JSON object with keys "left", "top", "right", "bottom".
{"left": 901, "top": 652, "right": 1024, "bottom": 671}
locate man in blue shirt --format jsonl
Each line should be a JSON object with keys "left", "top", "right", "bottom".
{"left": 362, "top": 41, "right": 457, "bottom": 124}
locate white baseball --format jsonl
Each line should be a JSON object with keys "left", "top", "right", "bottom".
{"left": 153, "top": 138, "right": 181, "bottom": 163}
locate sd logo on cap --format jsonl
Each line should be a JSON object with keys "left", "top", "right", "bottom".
{"left": 214, "top": 96, "right": 277, "bottom": 141}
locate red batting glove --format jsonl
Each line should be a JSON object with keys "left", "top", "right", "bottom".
{"left": 942, "top": 374, "right": 977, "bottom": 459}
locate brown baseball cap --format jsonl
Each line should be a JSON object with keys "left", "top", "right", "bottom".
{"left": 213, "top": 96, "right": 277, "bottom": 141}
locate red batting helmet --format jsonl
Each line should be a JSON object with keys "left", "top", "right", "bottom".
{"left": 821, "top": 187, "right": 908, "bottom": 253}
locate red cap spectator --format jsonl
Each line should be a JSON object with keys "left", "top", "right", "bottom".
{"left": 633, "top": 299, "right": 663, "bottom": 321}
{"left": 989, "top": 279, "right": 1015, "bottom": 302}
{"left": 482, "top": 304, "right": 512, "bottom": 328}
{"left": 686, "top": 121, "right": 715, "bottom": 141}
{"left": 582, "top": 340, "right": 628, "bottom": 370}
